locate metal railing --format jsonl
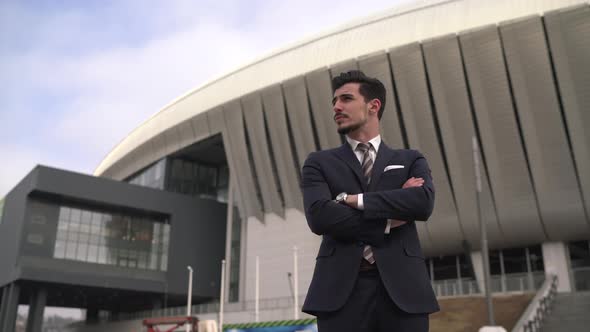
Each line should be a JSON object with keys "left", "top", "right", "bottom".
{"left": 116, "top": 273, "right": 547, "bottom": 322}
{"left": 511, "top": 274, "right": 558, "bottom": 332}
{"left": 118, "top": 295, "right": 308, "bottom": 321}
{"left": 432, "top": 273, "right": 544, "bottom": 297}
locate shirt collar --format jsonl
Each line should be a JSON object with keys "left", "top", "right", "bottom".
{"left": 346, "top": 134, "right": 381, "bottom": 153}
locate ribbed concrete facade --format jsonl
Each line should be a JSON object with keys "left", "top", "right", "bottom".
{"left": 93, "top": 0, "right": 590, "bottom": 304}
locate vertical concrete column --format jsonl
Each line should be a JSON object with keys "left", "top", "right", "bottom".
{"left": 471, "top": 251, "right": 485, "bottom": 293}
{"left": 26, "top": 288, "right": 47, "bottom": 332}
{"left": 0, "top": 286, "right": 7, "bottom": 330}
{"left": 1, "top": 283, "right": 20, "bottom": 332}
{"left": 542, "top": 242, "right": 573, "bottom": 292}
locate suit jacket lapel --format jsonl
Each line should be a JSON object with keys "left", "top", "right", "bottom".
{"left": 334, "top": 144, "right": 368, "bottom": 192}
{"left": 368, "top": 142, "right": 395, "bottom": 192}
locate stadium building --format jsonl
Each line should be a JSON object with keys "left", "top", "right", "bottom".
{"left": 1, "top": 0, "right": 589, "bottom": 331}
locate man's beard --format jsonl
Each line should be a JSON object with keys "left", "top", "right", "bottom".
{"left": 337, "top": 118, "right": 367, "bottom": 135}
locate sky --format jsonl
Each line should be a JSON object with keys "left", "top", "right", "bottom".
{"left": 0, "top": 0, "right": 416, "bottom": 199}
{"left": 1, "top": 0, "right": 413, "bottom": 318}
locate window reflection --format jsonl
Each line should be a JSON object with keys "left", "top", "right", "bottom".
{"left": 53, "top": 205, "right": 170, "bottom": 271}
{"left": 128, "top": 159, "right": 166, "bottom": 190}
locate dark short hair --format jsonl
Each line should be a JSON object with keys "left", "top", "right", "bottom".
{"left": 332, "top": 70, "right": 386, "bottom": 119}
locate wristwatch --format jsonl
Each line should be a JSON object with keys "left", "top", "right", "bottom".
{"left": 335, "top": 192, "right": 348, "bottom": 204}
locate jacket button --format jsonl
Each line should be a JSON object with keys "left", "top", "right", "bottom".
{"left": 357, "top": 241, "right": 365, "bottom": 247}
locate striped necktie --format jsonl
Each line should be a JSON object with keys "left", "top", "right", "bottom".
{"left": 356, "top": 143, "right": 376, "bottom": 264}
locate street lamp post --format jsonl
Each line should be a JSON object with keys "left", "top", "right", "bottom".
{"left": 473, "top": 136, "right": 495, "bottom": 326}
{"left": 293, "top": 246, "right": 299, "bottom": 320}
{"left": 255, "top": 256, "right": 260, "bottom": 322}
{"left": 219, "top": 260, "right": 226, "bottom": 332}
{"left": 186, "top": 266, "right": 193, "bottom": 332}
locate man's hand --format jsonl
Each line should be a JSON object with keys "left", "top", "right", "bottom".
{"left": 344, "top": 194, "right": 359, "bottom": 209}
{"left": 343, "top": 177, "right": 424, "bottom": 211}
{"left": 389, "top": 177, "right": 425, "bottom": 229}
{"left": 403, "top": 177, "right": 424, "bottom": 189}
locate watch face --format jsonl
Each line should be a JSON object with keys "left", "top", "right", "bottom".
{"left": 336, "top": 192, "right": 346, "bottom": 202}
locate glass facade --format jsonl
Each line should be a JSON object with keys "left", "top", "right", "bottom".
{"left": 128, "top": 159, "right": 166, "bottom": 189}
{"left": 427, "top": 254, "right": 474, "bottom": 281}
{"left": 489, "top": 245, "right": 544, "bottom": 276}
{"left": 53, "top": 205, "right": 170, "bottom": 271}
{"left": 126, "top": 158, "right": 230, "bottom": 203}
{"left": 167, "top": 158, "right": 229, "bottom": 202}
{"left": 228, "top": 206, "right": 241, "bottom": 302}
{"left": 569, "top": 240, "right": 590, "bottom": 291}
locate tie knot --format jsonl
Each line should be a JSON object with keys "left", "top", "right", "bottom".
{"left": 357, "top": 142, "right": 372, "bottom": 153}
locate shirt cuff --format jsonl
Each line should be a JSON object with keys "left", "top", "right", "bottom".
{"left": 357, "top": 194, "right": 364, "bottom": 210}
{"left": 385, "top": 219, "right": 392, "bottom": 234}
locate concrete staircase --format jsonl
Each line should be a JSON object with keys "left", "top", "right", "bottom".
{"left": 429, "top": 293, "right": 534, "bottom": 332}
{"left": 541, "top": 291, "right": 590, "bottom": 332}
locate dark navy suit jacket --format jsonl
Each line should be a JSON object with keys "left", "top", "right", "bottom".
{"left": 301, "top": 141, "right": 439, "bottom": 315}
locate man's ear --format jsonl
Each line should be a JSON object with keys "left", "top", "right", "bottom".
{"left": 369, "top": 99, "right": 381, "bottom": 116}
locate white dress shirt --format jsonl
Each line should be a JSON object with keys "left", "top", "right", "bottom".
{"left": 345, "top": 135, "right": 394, "bottom": 234}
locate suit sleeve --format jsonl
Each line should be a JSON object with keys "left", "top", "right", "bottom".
{"left": 301, "top": 152, "right": 386, "bottom": 244}
{"left": 362, "top": 151, "right": 435, "bottom": 221}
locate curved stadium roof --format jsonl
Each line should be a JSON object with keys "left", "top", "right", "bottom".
{"left": 94, "top": 0, "right": 590, "bottom": 255}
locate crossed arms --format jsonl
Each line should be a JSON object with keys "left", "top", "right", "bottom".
{"left": 301, "top": 151, "right": 435, "bottom": 245}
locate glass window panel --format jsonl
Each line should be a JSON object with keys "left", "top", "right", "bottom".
{"left": 138, "top": 253, "right": 147, "bottom": 269}
{"left": 91, "top": 212, "right": 102, "bottom": 225}
{"left": 569, "top": 241, "right": 590, "bottom": 268}
{"left": 54, "top": 241, "right": 66, "bottom": 259}
{"left": 89, "top": 234, "right": 100, "bottom": 245}
{"left": 56, "top": 231, "right": 67, "bottom": 241}
{"left": 80, "top": 224, "right": 90, "bottom": 234}
{"left": 503, "top": 248, "right": 527, "bottom": 274}
{"left": 70, "top": 209, "right": 81, "bottom": 222}
{"left": 150, "top": 254, "right": 158, "bottom": 270}
{"left": 67, "top": 231, "right": 79, "bottom": 242}
{"left": 68, "top": 223, "right": 80, "bottom": 234}
{"left": 160, "top": 255, "right": 168, "bottom": 271}
{"left": 432, "top": 255, "right": 458, "bottom": 280}
{"left": 77, "top": 243, "right": 88, "bottom": 261}
{"left": 78, "top": 233, "right": 90, "bottom": 244}
{"left": 458, "top": 255, "right": 474, "bottom": 279}
{"left": 98, "top": 247, "right": 107, "bottom": 264}
{"left": 59, "top": 207, "right": 71, "bottom": 221}
{"left": 128, "top": 250, "right": 138, "bottom": 268}
{"left": 107, "top": 249, "right": 117, "bottom": 265}
{"left": 490, "top": 250, "right": 501, "bottom": 275}
{"left": 81, "top": 210, "right": 92, "bottom": 224}
{"left": 102, "top": 213, "right": 112, "bottom": 226}
{"left": 529, "top": 245, "right": 545, "bottom": 272}
{"left": 65, "top": 242, "right": 77, "bottom": 259}
{"left": 57, "top": 220, "right": 69, "bottom": 231}
{"left": 218, "top": 166, "right": 229, "bottom": 187}
{"left": 99, "top": 233, "right": 107, "bottom": 246}
{"left": 88, "top": 245, "right": 99, "bottom": 263}
{"left": 155, "top": 160, "right": 163, "bottom": 179}
{"left": 90, "top": 224, "right": 101, "bottom": 234}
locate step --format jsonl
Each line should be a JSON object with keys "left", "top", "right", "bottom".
{"left": 542, "top": 323, "right": 589, "bottom": 332}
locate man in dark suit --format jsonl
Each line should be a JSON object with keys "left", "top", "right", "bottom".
{"left": 301, "top": 70, "right": 439, "bottom": 331}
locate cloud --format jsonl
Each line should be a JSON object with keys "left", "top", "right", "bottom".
{"left": 0, "top": 0, "right": 411, "bottom": 198}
